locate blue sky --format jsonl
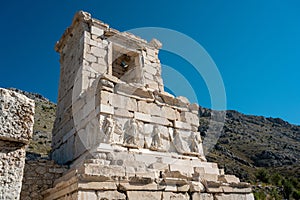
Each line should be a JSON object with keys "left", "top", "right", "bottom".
{"left": 1, "top": 1, "right": 299, "bottom": 125}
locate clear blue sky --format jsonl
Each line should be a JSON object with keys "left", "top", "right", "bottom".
{"left": 1, "top": 1, "right": 299, "bottom": 125}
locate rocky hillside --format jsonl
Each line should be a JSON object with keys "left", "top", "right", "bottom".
{"left": 9, "top": 88, "right": 300, "bottom": 198}
{"left": 198, "top": 108, "right": 300, "bottom": 182}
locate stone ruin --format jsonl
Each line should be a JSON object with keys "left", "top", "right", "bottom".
{"left": 0, "top": 11, "right": 254, "bottom": 200}
{"left": 41, "top": 11, "right": 254, "bottom": 200}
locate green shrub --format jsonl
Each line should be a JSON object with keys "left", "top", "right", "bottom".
{"left": 270, "top": 173, "right": 283, "bottom": 186}
{"left": 282, "top": 179, "right": 294, "bottom": 199}
{"left": 256, "top": 169, "right": 270, "bottom": 183}
{"left": 253, "top": 190, "right": 266, "bottom": 200}
{"left": 269, "top": 188, "right": 281, "bottom": 200}
{"left": 292, "top": 190, "right": 300, "bottom": 199}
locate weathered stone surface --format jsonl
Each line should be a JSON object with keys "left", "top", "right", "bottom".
{"left": 0, "top": 88, "right": 35, "bottom": 200}
{"left": 21, "top": 159, "right": 68, "bottom": 200}
{"left": 189, "top": 181, "right": 205, "bottom": 192}
{"left": 163, "top": 192, "right": 189, "bottom": 200}
{"left": 127, "top": 191, "right": 162, "bottom": 200}
{"left": 78, "top": 191, "right": 97, "bottom": 200}
{"left": 96, "top": 191, "right": 126, "bottom": 200}
{"left": 0, "top": 141, "right": 26, "bottom": 200}
{"left": 91, "top": 26, "right": 104, "bottom": 36}
{"left": 218, "top": 175, "right": 240, "bottom": 183}
{"left": 78, "top": 182, "right": 117, "bottom": 190}
{"left": 0, "top": 88, "right": 35, "bottom": 143}
{"left": 214, "top": 193, "right": 255, "bottom": 200}
{"left": 43, "top": 11, "right": 254, "bottom": 200}
{"left": 192, "top": 193, "right": 214, "bottom": 200}
{"left": 119, "top": 182, "right": 158, "bottom": 191}
{"left": 84, "top": 164, "right": 126, "bottom": 179}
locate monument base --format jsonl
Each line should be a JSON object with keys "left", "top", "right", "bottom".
{"left": 43, "top": 144, "right": 254, "bottom": 200}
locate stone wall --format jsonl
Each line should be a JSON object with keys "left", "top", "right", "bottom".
{"left": 20, "top": 159, "right": 68, "bottom": 200}
{"left": 0, "top": 88, "right": 34, "bottom": 199}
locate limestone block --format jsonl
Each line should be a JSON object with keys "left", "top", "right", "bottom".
{"left": 91, "top": 26, "right": 104, "bottom": 37}
{"left": 145, "top": 80, "right": 159, "bottom": 90}
{"left": 84, "top": 52, "right": 97, "bottom": 63}
{"left": 221, "top": 186, "right": 252, "bottom": 193}
{"left": 78, "top": 191, "right": 97, "bottom": 200}
{"left": 218, "top": 175, "right": 240, "bottom": 183}
{"left": 169, "top": 164, "right": 194, "bottom": 177}
{"left": 92, "top": 34, "right": 103, "bottom": 42}
{"left": 96, "top": 191, "right": 126, "bottom": 200}
{"left": 100, "top": 91, "right": 113, "bottom": 105}
{"left": 180, "top": 111, "right": 199, "bottom": 126}
{"left": 162, "top": 192, "right": 189, "bottom": 200}
{"left": 100, "top": 104, "right": 114, "bottom": 115}
{"left": 164, "top": 185, "right": 177, "bottom": 192}
{"left": 112, "top": 94, "right": 137, "bottom": 111}
{"left": 0, "top": 88, "right": 35, "bottom": 143}
{"left": 123, "top": 160, "right": 147, "bottom": 171}
{"left": 91, "top": 46, "right": 106, "bottom": 58}
{"left": 134, "top": 153, "right": 159, "bottom": 165}
{"left": 127, "top": 191, "right": 162, "bottom": 200}
{"left": 200, "top": 174, "right": 219, "bottom": 182}
{"left": 161, "top": 106, "right": 177, "bottom": 120}
{"left": 0, "top": 141, "right": 26, "bottom": 200}
{"left": 91, "top": 63, "right": 107, "bottom": 74}
{"left": 189, "top": 181, "right": 205, "bottom": 192}
{"left": 145, "top": 65, "right": 157, "bottom": 75}
{"left": 174, "top": 121, "right": 192, "bottom": 130}
{"left": 78, "top": 182, "right": 117, "bottom": 190}
{"left": 150, "top": 38, "right": 162, "bottom": 49}
{"left": 204, "top": 167, "right": 220, "bottom": 175}
{"left": 177, "top": 184, "right": 190, "bottom": 192}
{"left": 119, "top": 182, "right": 158, "bottom": 191}
{"left": 146, "top": 47, "right": 158, "bottom": 57}
{"left": 114, "top": 107, "right": 134, "bottom": 118}
{"left": 194, "top": 167, "right": 205, "bottom": 175}
{"left": 214, "top": 193, "right": 254, "bottom": 200}
{"left": 151, "top": 116, "right": 171, "bottom": 126}
{"left": 192, "top": 193, "right": 214, "bottom": 200}
{"left": 144, "top": 72, "right": 154, "bottom": 80}
{"left": 176, "top": 96, "right": 190, "bottom": 105}
{"left": 138, "top": 101, "right": 161, "bottom": 115}
{"left": 97, "top": 57, "right": 107, "bottom": 66}
{"left": 189, "top": 103, "right": 199, "bottom": 114}
{"left": 134, "top": 112, "right": 151, "bottom": 122}
{"left": 137, "top": 101, "right": 150, "bottom": 114}
{"left": 84, "top": 164, "right": 125, "bottom": 179}
{"left": 148, "top": 162, "right": 169, "bottom": 171}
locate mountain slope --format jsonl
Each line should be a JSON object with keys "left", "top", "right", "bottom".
{"left": 199, "top": 108, "right": 300, "bottom": 182}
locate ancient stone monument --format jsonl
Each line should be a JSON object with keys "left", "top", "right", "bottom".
{"left": 43, "top": 11, "right": 254, "bottom": 200}
{"left": 0, "top": 88, "right": 35, "bottom": 199}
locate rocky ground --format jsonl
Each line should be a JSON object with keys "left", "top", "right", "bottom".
{"left": 9, "top": 88, "right": 300, "bottom": 199}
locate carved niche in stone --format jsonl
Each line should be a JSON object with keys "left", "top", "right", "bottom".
{"left": 172, "top": 129, "right": 190, "bottom": 154}
{"left": 123, "top": 118, "right": 143, "bottom": 148}
{"left": 150, "top": 125, "right": 162, "bottom": 151}
{"left": 102, "top": 115, "right": 123, "bottom": 143}
{"left": 189, "top": 132, "right": 202, "bottom": 154}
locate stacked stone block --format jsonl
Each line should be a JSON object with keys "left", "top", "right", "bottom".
{"left": 0, "top": 88, "right": 35, "bottom": 199}
{"left": 20, "top": 159, "right": 68, "bottom": 200}
{"left": 46, "top": 11, "right": 254, "bottom": 200}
